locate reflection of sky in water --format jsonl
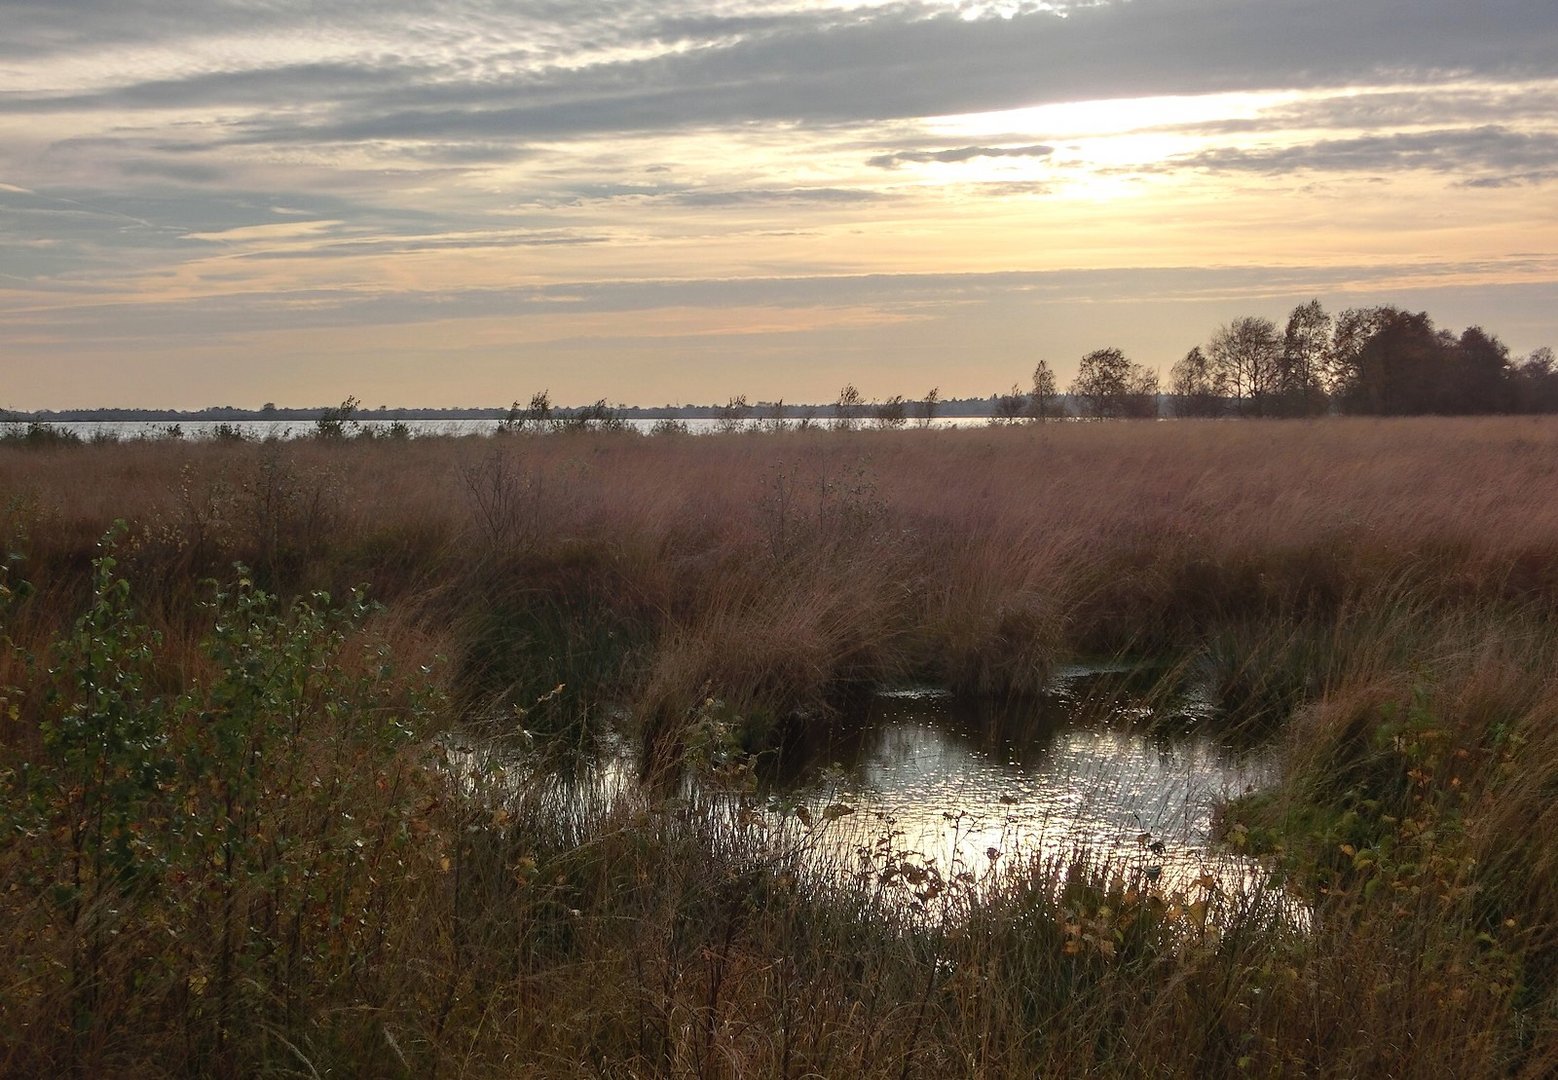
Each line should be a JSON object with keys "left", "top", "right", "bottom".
{"left": 784, "top": 683, "right": 1275, "bottom": 896}
{"left": 441, "top": 672, "right": 1282, "bottom": 902}
{"left": 42, "top": 416, "right": 998, "bottom": 441}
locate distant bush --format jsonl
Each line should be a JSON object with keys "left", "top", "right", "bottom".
{"left": 209, "top": 422, "right": 248, "bottom": 442}
{"left": 0, "top": 421, "right": 84, "bottom": 448}
{"left": 313, "top": 396, "right": 360, "bottom": 440}
{"left": 556, "top": 398, "right": 627, "bottom": 433}
{"left": 649, "top": 417, "right": 690, "bottom": 436}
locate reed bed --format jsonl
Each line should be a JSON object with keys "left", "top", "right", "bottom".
{"left": 2, "top": 417, "right": 1557, "bottom": 1076}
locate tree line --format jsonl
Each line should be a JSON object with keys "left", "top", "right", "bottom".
{"left": 1166, "top": 301, "right": 1557, "bottom": 418}
{"left": 980, "top": 301, "right": 1555, "bottom": 421}
{"left": 9, "top": 301, "right": 1553, "bottom": 429}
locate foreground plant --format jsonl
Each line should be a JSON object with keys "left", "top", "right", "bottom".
{"left": 0, "top": 534, "right": 444, "bottom": 1074}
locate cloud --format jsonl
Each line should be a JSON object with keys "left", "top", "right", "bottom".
{"left": 1457, "top": 171, "right": 1558, "bottom": 189}
{"left": 8, "top": 2, "right": 1557, "bottom": 145}
{"left": 1152, "top": 82, "right": 1558, "bottom": 139}
{"left": 868, "top": 144, "right": 1053, "bottom": 168}
{"left": 228, "top": 229, "right": 613, "bottom": 260}
{"left": 117, "top": 159, "right": 227, "bottom": 183}
{"left": 1167, "top": 125, "right": 1558, "bottom": 180}
{"left": 223, "top": 2, "right": 1558, "bottom": 146}
{"left": 11, "top": 257, "right": 1553, "bottom": 326}
{"left": 1, "top": 61, "right": 436, "bottom": 112}
{"left": 663, "top": 187, "right": 891, "bottom": 206}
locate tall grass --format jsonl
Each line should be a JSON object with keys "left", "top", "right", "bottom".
{"left": 2, "top": 417, "right": 1557, "bottom": 1075}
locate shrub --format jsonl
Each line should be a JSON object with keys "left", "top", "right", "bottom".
{"left": 0, "top": 534, "right": 441, "bottom": 1073}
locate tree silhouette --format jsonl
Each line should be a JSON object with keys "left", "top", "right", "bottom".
{"left": 832, "top": 384, "right": 863, "bottom": 431}
{"left": 872, "top": 394, "right": 908, "bottom": 429}
{"left": 1209, "top": 317, "right": 1280, "bottom": 416}
{"left": 1029, "top": 360, "right": 1059, "bottom": 421}
{"left": 1278, "top": 300, "right": 1332, "bottom": 416}
{"left": 917, "top": 387, "right": 941, "bottom": 428}
{"left": 1515, "top": 347, "right": 1558, "bottom": 413}
{"left": 1070, "top": 348, "right": 1157, "bottom": 419}
{"left": 992, "top": 385, "right": 1027, "bottom": 424}
{"left": 1170, "top": 346, "right": 1221, "bottom": 418}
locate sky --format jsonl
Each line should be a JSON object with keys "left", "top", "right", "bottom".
{"left": 2, "top": 0, "right": 1556, "bottom": 409}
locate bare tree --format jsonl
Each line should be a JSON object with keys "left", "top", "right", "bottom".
{"left": 1124, "top": 366, "right": 1160, "bottom": 419}
{"left": 1069, "top": 348, "right": 1159, "bottom": 419}
{"left": 1170, "top": 346, "right": 1222, "bottom": 418}
{"left": 1028, "top": 360, "right": 1059, "bottom": 421}
{"left": 1208, "top": 317, "right": 1281, "bottom": 416}
{"left": 716, "top": 394, "right": 751, "bottom": 435}
{"left": 1069, "top": 348, "right": 1132, "bottom": 418}
{"left": 764, "top": 399, "right": 789, "bottom": 433}
{"left": 1329, "top": 306, "right": 1397, "bottom": 405}
{"left": 831, "top": 384, "right": 863, "bottom": 431}
{"left": 1515, "top": 346, "right": 1558, "bottom": 413}
{"left": 991, "top": 385, "right": 1027, "bottom": 425}
{"left": 1279, "top": 299, "right": 1332, "bottom": 415}
{"left": 917, "top": 386, "right": 941, "bottom": 428}
{"left": 872, "top": 394, "right": 908, "bottom": 429}
{"left": 500, "top": 389, "right": 553, "bottom": 433}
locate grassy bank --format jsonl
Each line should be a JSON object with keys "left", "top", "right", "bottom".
{"left": 2, "top": 418, "right": 1557, "bottom": 1075}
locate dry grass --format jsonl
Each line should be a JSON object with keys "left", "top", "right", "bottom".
{"left": 2, "top": 416, "right": 1558, "bottom": 1076}
{"left": 7, "top": 417, "right": 1558, "bottom": 709}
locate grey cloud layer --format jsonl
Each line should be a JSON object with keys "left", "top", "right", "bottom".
{"left": 184, "top": 1, "right": 1558, "bottom": 145}
{"left": 1169, "top": 84, "right": 1558, "bottom": 139}
{"left": 868, "top": 145, "right": 1054, "bottom": 168}
{"left": 10, "top": 261, "right": 1554, "bottom": 348}
{"left": 1169, "top": 126, "right": 1558, "bottom": 183}
{"left": 6, "top": 1, "right": 1557, "bottom": 144}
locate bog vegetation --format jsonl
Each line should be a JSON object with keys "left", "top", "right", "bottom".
{"left": 2, "top": 417, "right": 1557, "bottom": 1077}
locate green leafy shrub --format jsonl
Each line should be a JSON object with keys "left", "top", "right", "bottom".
{"left": 0, "top": 529, "right": 443, "bottom": 1073}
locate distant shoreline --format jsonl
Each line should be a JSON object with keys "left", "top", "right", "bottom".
{"left": 0, "top": 399, "right": 1016, "bottom": 423}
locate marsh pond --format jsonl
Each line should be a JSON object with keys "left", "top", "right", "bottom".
{"left": 455, "top": 663, "right": 1281, "bottom": 903}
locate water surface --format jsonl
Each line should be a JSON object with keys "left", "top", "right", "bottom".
{"left": 444, "top": 665, "right": 1280, "bottom": 904}
{"left": 757, "top": 670, "right": 1275, "bottom": 897}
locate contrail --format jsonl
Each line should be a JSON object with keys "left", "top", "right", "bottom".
{"left": 0, "top": 179, "right": 160, "bottom": 229}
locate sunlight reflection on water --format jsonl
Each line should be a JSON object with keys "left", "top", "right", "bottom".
{"left": 791, "top": 685, "right": 1277, "bottom": 897}
{"left": 439, "top": 667, "right": 1288, "bottom": 911}
{"left": 770, "top": 679, "right": 1277, "bottom": 899}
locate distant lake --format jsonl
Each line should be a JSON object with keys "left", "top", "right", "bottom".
{"left": 25, "top": 416, "right": 1004, "bottom": 441}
